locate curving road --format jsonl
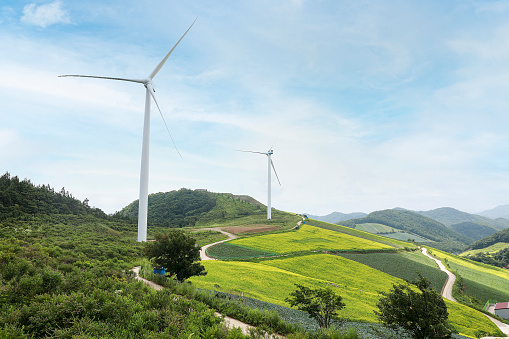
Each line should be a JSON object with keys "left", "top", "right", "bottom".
{"left": 421, "top": 247, "right": 456, "bottom": 301}
{"left": 421, "top": 248, "right": 509, "bottom": 338}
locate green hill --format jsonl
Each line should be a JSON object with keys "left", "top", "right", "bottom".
{"left": 119, "top": 189, "right": 284, "bottom": 227}
{"left": 0, "top": 172, "right": 109, "bottom": 220}
{"left": 468, "top": 227, "right": 509, "bottom": 250}
{"left": 450, "top": 222, "right": 499, "bottom": 241}
{"left": 416, "top": 207, "right": 509, "bottom": 230}
{"left": 340, "top": 209, "right": 471, "bottom": 252}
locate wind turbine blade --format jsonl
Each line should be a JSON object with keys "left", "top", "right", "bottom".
{"left": 58, "top": 75, "right": 145, "bottom": 84}
{"left": 270, "top": 159, "right": 281, "bottom": 186}
{"left": 146, "top": 84, "right": 182, "bottom": 157}
{"left": 235, "top": 150, "right": 266, "bottom": 155}
{"left": 149, "top": 17, "right": 198, "bottom": 80}
{"left": 268, "top": 134, "right": 280, "bottom": 152}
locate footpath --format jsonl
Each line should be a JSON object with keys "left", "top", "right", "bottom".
{"left": 421, "top": 248, "right": 509, "bottom": 338}
{"left": 131, "top": 266, "right": 258, "bottom": 335}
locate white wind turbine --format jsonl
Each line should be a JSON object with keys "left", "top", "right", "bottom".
{"left": 60, "top": 19, "right": 197, "bottom": 242}
{"left": 237, "top": 148, "right": 281, "bottom": 220}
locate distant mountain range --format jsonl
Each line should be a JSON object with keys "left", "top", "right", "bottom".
{"left": 305, "top": 211, "right": 367, "bottom": 224}
{"left": 477, "top": 204, "right": 509, "bottom": 220}
{"left": 309, "top": 206, "right": 509, "bottom": 253}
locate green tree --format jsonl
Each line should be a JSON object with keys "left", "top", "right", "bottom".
{"left": 375, "top": 274, "right": 456, "bottom": 339}
{"left": 285, "top": 284, "right": 346, "bottom": 328}
{"left": 144, "top": 230, "right": 207, "bottom": 282}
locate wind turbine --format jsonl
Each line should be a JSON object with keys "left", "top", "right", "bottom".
{"left": 60, "top": 18, "right": 197, "bottom": 242}
{"left": 237, "top": 149, "right": 281, "bottom": 220}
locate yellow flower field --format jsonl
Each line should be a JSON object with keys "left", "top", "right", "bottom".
{"left": 229, "top": 224, "right": 394, "bottom": 254}
{"left": 190, "top": 253, "right": 501, "bottom": 337}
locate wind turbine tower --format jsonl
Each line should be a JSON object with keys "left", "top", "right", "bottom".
{"left": 238, "top": 149, "right": 281, "bottom": 220}
{"left": 60, "top": 19, "right": 197, "bottom": 242}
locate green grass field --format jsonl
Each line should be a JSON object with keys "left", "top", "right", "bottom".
{"left": 228, "top": 224, "right": 394, "bottom": 255}
{"left": 338, "top": 251, "right": 448, "bottom": 293}
{"left": 306, "top": 219, "right": 416, "bottom": 249}
{"left": 461, "top": 242, "right": 509, "bottom": 256}
{"left": 428, "top": 248, "right": 509, "bottom": 303}
{"left": 355, "top": 223, "right": 397, "bottom": 233}
{"left": 190, "top": 230, "right": 229, "bottom": 247}
{"left": 190, "top": 253, "right": 502, "bottom": 337}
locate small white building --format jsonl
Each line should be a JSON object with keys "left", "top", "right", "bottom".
{"left": 495, "top": 302, "right": 509, "bottom": 320}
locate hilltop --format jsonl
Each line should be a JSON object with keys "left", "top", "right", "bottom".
{"left": 119, "top": 188, "right": 289, "bottom": 228}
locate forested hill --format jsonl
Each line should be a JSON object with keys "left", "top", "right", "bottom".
{"left": 468, "top": 227, "right": 509, "bottom": 250}
{"left": 0, "top": 172, "right": 108, "bottom": 220}
{"left": 119, "top": 189, "right": 272, "bottom": 227}
{"left": 416, "top": 207, "right": 509, "bottom": 229}
{"left": 340, "top": 209, "right": 472, "bottom": 252}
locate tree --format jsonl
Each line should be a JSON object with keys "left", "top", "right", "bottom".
{"left": 144, "top": 230, "right": 207, "bottom": 282}
{"left": 285, "top": 284, "right": 346, "bottom": 328}
{"left": 375, "top": 275, "right": 456, "bottom": 339}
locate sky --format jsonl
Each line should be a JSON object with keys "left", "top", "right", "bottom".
{"left": 2, "top": 0, "right": 509, "bottom": 216}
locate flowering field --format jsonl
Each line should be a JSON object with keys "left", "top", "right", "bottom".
{"left": 229, "top": 224, "right": 394, "bottom": 254}
{"left": 190, "top": 253, "right": 502, "bottom": 337}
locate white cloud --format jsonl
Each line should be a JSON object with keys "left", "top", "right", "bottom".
{"left": 21, "top": 1, "right": 70, "bottom": 28}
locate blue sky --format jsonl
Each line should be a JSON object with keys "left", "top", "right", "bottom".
{"left": 2, "top": 0, "right": 509, "bottom": 215}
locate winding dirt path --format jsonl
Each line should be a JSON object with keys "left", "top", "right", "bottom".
{"left": 420, "top": 248, "right": 509, "bottom": 338}
{"left": 421, "top": 247, "right": 456, "bottom": 301}
{"left": 130, "top": 266, "right": 260, "bottom": 336}
{"left": 197, "top": 227, "right": 239, "bottom": 261}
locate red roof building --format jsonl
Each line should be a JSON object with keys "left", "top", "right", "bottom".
{"left": 495, "top": 302, "right": 509, "bottom": 320}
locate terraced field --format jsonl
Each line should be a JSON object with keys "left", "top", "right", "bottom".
{"left": 228, "top": 224, "right": 394, "bottom": 255}
{"left": 429, "top": 248, "right": 509, "bottom": 303}
{"left": 461, "top": 242, "right": 509, "bottom": 256}
{"left": 190, "top": 253, "right": 502, "bottom": 337}
{"left": 338, "top": 251, "right": 448, "bottom": 293}
{"left": 306, "top": 219, "right": 416, "bottom": 249}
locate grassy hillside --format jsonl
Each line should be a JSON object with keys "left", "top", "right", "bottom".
{"left": 190, "top": 253, "right": 502, "bottom": 337}
{"left": 225, "top": 224, "right": 394, "bottom": 255}
{"left": 341, "top": 209, "right": 471, "bottom": 253}
{"left": 305, "top": 219, "right": 416, "bottom": 249}
{"left": 468, "top": 227, "right": 509, "bottom": 250}
{"left": 428, "top": 247, "right": 509, "bottom": 310}
{"left": 461, "top": 242, "right": 509, "bottom": 256}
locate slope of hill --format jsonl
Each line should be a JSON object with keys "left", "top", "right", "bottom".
{"left": 450, "top": 222, "right": 499, "bottom": 241}
{"left": 340, "top": 209, "right": 472, "bottom": 252}
{"left": 416, "top": 207, "right": 509, "bottom": 230}
{"left": 0, "top": 172, "right": 108, "bottom": 220}
{"left": 468, "top": 227, "right": 509, "bottom": 250}
{"left": 120, "top": 189, "right": 283, "bottom": 227}
{"left": 305, "top": 211, "right": 367, "bottom": 224}
{"left": 478, "top": 204, "right": 509, "bottom": 219}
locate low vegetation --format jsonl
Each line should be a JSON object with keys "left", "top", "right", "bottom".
{"left": 428, "top": 248, "right": 509, "bottom": 309}
{"left": 228, "top": 224, "right": 394, "bottom": 255}
{"left": 337, "top": 252, "right": 448, "bottom": 293}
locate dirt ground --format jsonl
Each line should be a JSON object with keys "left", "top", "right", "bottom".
{"left": 222, "top": 224, "right": 280, "bottom": 234}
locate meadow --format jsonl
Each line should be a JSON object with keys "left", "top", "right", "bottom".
{"left": 461, "top": 242, "right": 509, "bottom": 256}
{"left": 428, "top": 248, "right": 509, "bottom": 305}
{"left": 190, "top": 253, "right": 503, "bottom": 337}
{"left": 228, "top": 224, "right": 394, "bottom": 255}
{"left": 338, "top": 251, "right": 448, "bottom": 293}
{"left": 306, "top": 219, "right": 415, "bottom": 249}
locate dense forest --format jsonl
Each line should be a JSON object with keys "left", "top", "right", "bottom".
{"left": 120, "top": 189, "right": 268, "bottom": 227}
{"left": 0, "top": 172, "right": 109, "bottom": 220}
{"left": 340, "top": 209, "right": 472, "bottom": 253}
{"left": 449, "top": 222, "right": 498, "bottom": 241}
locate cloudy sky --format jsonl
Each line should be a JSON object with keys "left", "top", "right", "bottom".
{"left": 2, "top": 0, "right": 509, "bottom": 216}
